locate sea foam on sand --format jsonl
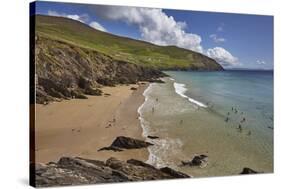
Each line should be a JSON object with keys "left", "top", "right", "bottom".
{"left": 137, "top": 82, "right": 184, "bottom": 168}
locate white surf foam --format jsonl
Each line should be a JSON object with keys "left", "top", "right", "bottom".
{"left": 173, "top": 82, "right": 188, "bottom": 98}
{"left": 173, "top": 82, "right": 207, "bottom": 108}
{"left": 137, "top": 82, "right": 186, "bottom": 168}
{"left": 137, "top": 84, "right": 153, "bottom": 137}
{"left": 146, "top": 138, "right": 183, "bottom": 168}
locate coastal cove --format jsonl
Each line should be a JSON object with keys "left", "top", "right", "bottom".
{"left": 139, "top": 70, "right": 273, "bottom": 177}
{"left": 31, "top": 10, "right": 274, "bottom": 187}
{"left": 35, "top": 70, "right": 273, "bottom": 180}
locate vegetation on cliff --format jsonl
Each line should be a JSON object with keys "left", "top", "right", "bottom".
{"left": 34, "top": 15, "right": 223, "bottom": 103}
{"left": 35, "top": 15, "right": 223, "bottom": 71}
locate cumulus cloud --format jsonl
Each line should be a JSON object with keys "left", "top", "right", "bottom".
{"left": 93, "top": 6, "right": 203, "bottom": 53}
{"left": 206, "top": 47, "right": 239, "bottom": 67}
{"left": 217, "top": 23, "right": 225, "bottom": 32}
{"left": 47, "top": 10, "right": 107, "bottom": 32}
{"left": 47, "top": 7, "right": 240, "bottom": 68}
{"left": 89, "top": 21, "right": 107, "bottom": 32}
{"left": 209, "top": 34, "right": 226, "bottom": 43}
{"left": 257, "top": 60, "right": 266, "bottom": 65}
{"left": 47, "top": 10, "right": 89, "bottom": 23}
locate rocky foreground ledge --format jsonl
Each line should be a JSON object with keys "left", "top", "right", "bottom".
{"left": 35, "top": 156, "right": 191, "bottom": 187}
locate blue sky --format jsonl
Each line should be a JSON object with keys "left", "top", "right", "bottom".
{"left": 33, "top": 1, "right": 273, "bottom": 70}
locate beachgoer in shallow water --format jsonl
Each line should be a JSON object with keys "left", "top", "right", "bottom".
{"left": 240, "top": 117, "right": 246, "bottom": 123}
{"left": 232, "top": 107, "right": 234, "bottom": 111}
{"left": 247, "top": 131, "right": 251, "bottom": 136}
{"left": 238, "top": 124, "right": 242, "bottom": 132}
{"left": 225, "top": 117, "right": 229, "bottom": 122}
{"left": 152, "top": 107, "right": 155, "bottom": 113}
{"left": 180, "top": 120, "right": 183, "bottom": 124}
{"left": 227, "top": 112, "right": 230, "bottom": 115}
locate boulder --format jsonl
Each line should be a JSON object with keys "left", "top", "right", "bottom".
{"left": 182, "top": 154, "right": 208, "bottom": 167}
{"left": 147, "top": 135, "right": 159, "bottom": 139}
{"left": 98, "top": 136, "right": 153, "bottom": 152}
{"left": 240, "top": 167, "right": 260, "bottom": 174}
{"left": 111, "top": 136, "right": 153, "bottom": 149}
{"left": 130, "top": 87, "right": 138, "bottom": 90}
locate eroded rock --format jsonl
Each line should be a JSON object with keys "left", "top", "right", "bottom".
{"left": 181, "top": 154, "right": 208, "bottom": 167}
{"left": 240, "top": 167, "right": 260, "bottom": 174}
{"left": 147, "top": 135, "right": 159, "bottom": 139}
{"left": 34, "top": 156, "right": 191, "bottom": 187}
{"left": 99, "top": 136, "right": 153, "bottom": 152}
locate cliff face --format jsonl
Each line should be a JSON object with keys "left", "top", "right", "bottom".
{"left": 35, "top": 36, "right": 165, "bottom": 104}
{"left": 34, "top": 15, "right": 224, "bottom": 104}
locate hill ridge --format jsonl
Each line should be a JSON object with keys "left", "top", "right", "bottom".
{"left": 35, "top": 15, "right": 223, "bottom": 71}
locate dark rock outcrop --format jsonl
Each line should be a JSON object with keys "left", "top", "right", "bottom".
{"left": 160, "top": 167, "right": 192, "bottom": 178}
{"left": 147, "top": 135, "right": 160, "bottom": 139}
{"left": 35, "top": 156, "right": 191, "bottom": 187}
{"left": 181, "top": 154, "right": 208, "bottom": 167}
{"left": 111, "top": 136, "right": 153, "bottom": 149}
{"left": 98, "top": 146, "right": 123, "bottom": 152}
{"left": 99, "top": 136, "right": 153, "bottom": 152}
{"left": 240, "top": 167, "right": 260, "bottom": 174}
{"left": 130, "top": 87, "right": 138, "bottom": 90}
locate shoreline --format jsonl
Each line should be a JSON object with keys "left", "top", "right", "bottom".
{"left": 35, "top": 83, "right": 149, "bottom": 163}
{"left": 139, "top": 75, "right": 273, "bottom": 176}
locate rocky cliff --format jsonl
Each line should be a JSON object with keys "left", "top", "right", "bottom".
{"left": 34, "top": 15, "right": 225, "bottom": 104}
{"left": 34, "top": 157, "right": 191, "bottom": 187}
{"left": 35, "top": 36, "right": 166, "bottom": 104}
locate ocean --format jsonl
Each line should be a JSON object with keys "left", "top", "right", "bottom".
{"left": 138, "top": 70, "right": 273, "bottom": 177}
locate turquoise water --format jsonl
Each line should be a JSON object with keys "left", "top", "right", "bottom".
{"left": 167, "top": 70, "right": 273, "bottom": 136}
{"left": 139, "top": 70, "right": 273, "bottom": 177}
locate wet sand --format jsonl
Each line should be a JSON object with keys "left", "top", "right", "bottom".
{"left": 35, "top": 83, "right": 149, "bottom": 163}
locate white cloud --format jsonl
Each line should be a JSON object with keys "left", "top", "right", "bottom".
{"left": 257, "top": 60, "right": 266, "bottom": 65}
{"left": 47, "top": 10, "right": 89, "bottom": 23}
{"left": 89, "top": 21, "right": 107, "bottom": 32}
{"left": 93, "top": 6, "right": 203, "bottom": 53}
{"left": 47, "top": 7, "right": 241, "bottom": 68}
{"left": 217, "top": 26, "right": 223, "bottom": 32}
{"left": 206, "top": 47, "right": 239, "bottom": 67}
{"left": 47, "top": 10, "right": 107, "bottom": 32}
{"left": 217, "top": 23, "right": 225, "bottom": 32}
{"left": 209, "top": 34, "right": 226, "bottom": 43}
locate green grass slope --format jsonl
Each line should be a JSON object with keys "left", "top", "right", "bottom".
{"left": 35, "top": 15, "right": 223, "bottom": 71}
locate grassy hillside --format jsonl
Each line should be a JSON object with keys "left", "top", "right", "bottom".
{"left": 35, "top": 15, "right": 223, "bottom": 71}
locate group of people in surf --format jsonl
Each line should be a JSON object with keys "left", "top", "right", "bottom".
{"left": 225, "top": 107, "right": 251, "bottom": 135}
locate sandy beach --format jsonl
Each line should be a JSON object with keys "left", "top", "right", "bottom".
{"left": 35, "top": 83, "right": 149, "bottom": 163}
